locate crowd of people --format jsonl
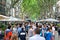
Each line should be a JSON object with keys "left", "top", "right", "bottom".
{"left": 0, "top": 22, "right": 59, "bottom": 40}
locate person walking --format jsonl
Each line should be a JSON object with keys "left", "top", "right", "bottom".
{"left": 12, "top": 24, "right": 18, "bottom": 40}
{"left": 25, "top": 23, "right": 29, "bottom": 33}
{"left": 17, "top": 23, "right": 22, "bottom": 40}
{"left": 44, "top": 27, "right": 53, "bottom": 40}
{"left": 55, "top": 26, "right": 58, "bottom": 40}
{"left": 42, "top": 24, "right": 48, "bottom": 37}
{"left": 29, "top": 28, "right": 45, "bottom": 40}
{"left": 19, "top": 28, "right": 26, "bottom": 40}
{"left": 28, "top": 26, "right": 33, "bottom": 37}
{"left": 4, "top": 25, "right": 12, "bottom": 40}
{"left": 38, "top": 24, "right": 43, "bottom": 36}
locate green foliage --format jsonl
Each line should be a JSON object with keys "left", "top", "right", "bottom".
{"left": 57, "top": 24, "right": 60, "bottom": 27}
{"left": 21, "top": 0, "right": 40, "bottom": 20}
{"left": 21, "top": 0, "right": 56, "bottom": 20}
{"left": 1, "top": 24, "right": 6, "bottom": 31}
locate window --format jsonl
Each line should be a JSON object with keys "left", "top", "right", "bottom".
{"left": 0, "top": 0, "right": 2, "bottom": 2}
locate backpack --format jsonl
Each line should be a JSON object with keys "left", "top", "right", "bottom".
{"left": 20, "top": 31, "right": 26, "bottom": 40}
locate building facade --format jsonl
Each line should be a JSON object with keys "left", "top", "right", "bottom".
{"left": 0, "top": 0, "right": 22, "bottom": 18}
{"left": 56, "top": 0, "right": 60, "bottom": 19}
{"left": 0, "top": 0, "right": 6, "bottom": 15}
{"left": 6, "top": 0, "right": 22, "bottom": 18}
{"left": 11, "top": 0, "right": 22, "bottom": 18}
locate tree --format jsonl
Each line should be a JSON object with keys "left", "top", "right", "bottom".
{"left": 21, "top": 0, "right": 56, "bottom": 20}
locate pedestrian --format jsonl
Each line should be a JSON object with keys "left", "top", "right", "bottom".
{"left": 28, "top": 26, "right": 33, "bottom": 37}
{"left": 51, "top": 24, "right": 55, "bottom": 40}
{"left": 29, "top": 28, "right": 45, "bottom": 40}
{"left": 38, "top": 24, "right": 43, "bottom": 36}
{"left": 55, "top": 26, "right": 58, "bottom": 40}
{"left": 42, "top": 24, "right": 48, "bottom": 36}
{"left": 32, "top": 23, "right": 36, "bottom": 30}
{"left": 25, "top": 22, "right": 29, "bottom": 33}
{"left": 12, "top": 24, "right": 18, "bottom": 40}
{"left": 44, "top": 27, "right": 53, "bottom": 40}
{"left": 4, "top": 25, "right": 12, "bottom": 40}
{"left": 17, "top": 23, "right": 22, "bottom": 40}
{"left": 20, "top": 28, "right": 26, "bottom": 40}
{"left": 50, "top": 24, "right": 55, "bottom": 36}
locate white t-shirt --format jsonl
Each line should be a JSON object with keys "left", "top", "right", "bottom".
{"left": 13, "top": 27, "right": 18, "bottom": 34}
{"left": 29, "top": 34, "right": 45, "bottom": 40}
{"left": 52, "top": 27, "right": 55, "bottom": 35}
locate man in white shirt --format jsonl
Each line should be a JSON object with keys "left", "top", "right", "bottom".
{"left": 29, "top": 28, "right": 45, "bottom": 40}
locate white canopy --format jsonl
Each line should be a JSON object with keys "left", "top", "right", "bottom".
{"left": 4, "top": 17, "right": 22, "bottom": 21}
{"left": 0, "top": 15, "right": 9, "bottom": 19}
{"left": 44, "top": 18, "right": 59, "bottom": 22}
{"left": 7, "top": 16, "right": 20, "bottom": 21}
{"left": 37, "top": 18, "right": 59, "bottom": 22}
{"left": 36, "top": 19, "right": 45, "bottom": 22}
{"left": 0, "top": 16, "right": 23, "bottom": 21}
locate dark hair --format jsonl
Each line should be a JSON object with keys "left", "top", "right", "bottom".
{"left": 47, "top": 27, "right": 52, "bottom": 31}
{"left": 47, "top": 27, "right": 50, "bottom": 31}
{"left": 34, "top": 28, "right": 40, "bottom": 34}
{"left": 21, "top": 28, "right": 24, "bottom": 31}
{"left": 38, "top": 25, "right": 42, "bottom": 28}
{"left": 30, "top": 26, "right": 32, "bottom": 28}
{"left": 36, "top": 22, "right": 38, "bottom": 27}
{"left": 19, "top": 23, "right": 22, "bottom": 27}
{"left": 55, "top": 27, "right": 58, "bottom": 31}
{"left": 8, "top": 25, "right": 11, "bottom": 29}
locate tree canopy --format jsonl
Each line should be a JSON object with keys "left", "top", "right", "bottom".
{"left": 21, "top": 0, "right": 56, "bottom": 20}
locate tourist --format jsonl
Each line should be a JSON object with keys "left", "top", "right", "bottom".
{"left": 4, "top": 25, "right": 12, "bottom": 40}
{"left": 28, "top": 26, "right": 33, "bottom": 37}
{"left": 19, "top": 28, "right": 26, "bottom": 40}
{"left": 44, "top": 27, "right": 53, "bottom": 40}
{"left": 17, "top": 23, "right": 22, "bottom": 40}
{"left": 12, "top": 24, "right": 18, "bottom": 40}
{"left": 29, "top": 28, "right": 45, "bottom": 40}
